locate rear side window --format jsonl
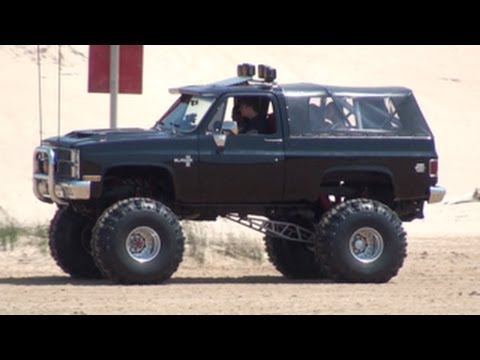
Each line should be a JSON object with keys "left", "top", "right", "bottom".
{"left": 287, "top": 94, "right": 431, "bottom": 137}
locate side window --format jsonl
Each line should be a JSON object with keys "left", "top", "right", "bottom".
{"left": 288, "top": 95, "right": 404, "bottom": 137}
{"left": 207, "top": 95, "right": 278, "bottom": 136}
{"left": 265, "top": 101, "right": 277, "bottom": 135}
{"left": 357, "top": 97, "right": 403, "bottom": 130}
{"left": 331, "top": 97, "right": 356, "bottom": 129}
{"left": 332, "top": 96, "right": 405, "bottom": 132}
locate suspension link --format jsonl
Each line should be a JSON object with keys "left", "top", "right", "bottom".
{"left": 225, "top": 214, "right": 314, "bottom": 244}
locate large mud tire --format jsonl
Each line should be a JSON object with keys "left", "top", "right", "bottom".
{"left": 91, "top": 198, "right": 184, "bottom": 284}
{"left": 265, "top": 235, "right": 325, "bottom": 279}
{"left": 49, "top": 208, "right": 102, "bottom": 279}
{"left": 315, "top": 199, "right": 407, "bottom": 283}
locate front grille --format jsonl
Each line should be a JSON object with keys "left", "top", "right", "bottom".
{"left": 55, "top": 148, "right": 79, "bottom": 179}
{"left": 56, "top": 148, "right": 72, "bottom": 161}
{"left": 56, "top": 161, "right": 74, "bottom": 177}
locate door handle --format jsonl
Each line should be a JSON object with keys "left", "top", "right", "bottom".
{"left": 264, "top": 138, "right": 283, "bottom": 143}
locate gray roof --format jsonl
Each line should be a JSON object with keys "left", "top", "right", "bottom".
{"left": 169, "top": 77, "right": 412, "bottom": 98}
{"left": 281, "top": 83, "right": 412, "bottom": 97}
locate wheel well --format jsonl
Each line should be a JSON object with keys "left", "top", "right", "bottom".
{"left": 319, "top": 170, "right": 395, "bottom": 206}
{"left": 102, "top": 166, "right": 175, "bottom": 204}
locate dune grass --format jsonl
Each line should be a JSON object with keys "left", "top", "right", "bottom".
{"left": 0, "top": 206, "right": 48, "bottom": 252}
{"left": 182, "top": 221, "right": 266, "bottom": 264}
{"left": 0, "top": 207, "right": 265, "bottom": 263}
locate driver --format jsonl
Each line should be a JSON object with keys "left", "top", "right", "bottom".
{"left": 236, "top": 97, "right": 269, "bottom": 135}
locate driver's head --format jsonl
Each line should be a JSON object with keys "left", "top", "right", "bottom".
{"left": 238, "top": 97, "right": 260, "bottom": 119}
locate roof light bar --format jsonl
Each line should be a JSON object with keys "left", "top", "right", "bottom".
{"left": 237, "top": 63, "right": 256, "bottom": 77}
{"left": 258, "top": 64, "right": 277, "bottom": 82}
{"left": 236, "top": 63, "right": 277, "bottom": 82}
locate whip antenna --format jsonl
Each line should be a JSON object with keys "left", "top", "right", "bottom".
{"left": 36, "top": 45, "right": 43, "bottom": 143}
{"left": 57, "top": 45, "right": 62, "bottom": 138}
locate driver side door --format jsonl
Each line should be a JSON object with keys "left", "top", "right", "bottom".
{"left": 197, "top": 94, "right": 285, "bottom": 204}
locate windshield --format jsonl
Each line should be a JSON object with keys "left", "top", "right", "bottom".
{"left": 154, "top": 95, "right": 216, "bottom": 132}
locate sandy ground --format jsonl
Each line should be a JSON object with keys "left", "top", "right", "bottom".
{"left": 0, "top": 204, "right": 478, "bottom": 315}
{"left": 0, "top": 45, "right": 479, "bottom": 314}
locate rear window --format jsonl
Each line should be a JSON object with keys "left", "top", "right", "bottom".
{"left": 286, "top": 94, "right": 431, "bottom": 137}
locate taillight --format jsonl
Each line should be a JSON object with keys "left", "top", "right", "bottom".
{"left": 429, "top": 159, "right": 438, "bottom": 178}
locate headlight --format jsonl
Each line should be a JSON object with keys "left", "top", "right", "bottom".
{"left": 56, "top": 148, "right": 81, "bottom": 179}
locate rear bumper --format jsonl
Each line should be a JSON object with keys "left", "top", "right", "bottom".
{"left": 428, "top": 186, "right": 446, "bottom": 204}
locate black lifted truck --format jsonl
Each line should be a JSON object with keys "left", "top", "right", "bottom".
{"left": 33, "top": 64, "right": 445, "bottom": 284}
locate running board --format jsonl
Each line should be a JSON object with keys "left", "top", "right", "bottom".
{"left": 225, "top": 214, "right": 314, "bottom": 244}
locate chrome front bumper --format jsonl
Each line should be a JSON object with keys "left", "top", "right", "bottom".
{"left": 428, "top": 186, "right": 446, "bottom": 204}
{"left": 33, "top": 146, "right": 91, "bottom": 205}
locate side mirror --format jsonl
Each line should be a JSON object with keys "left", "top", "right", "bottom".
{"left": 212, "top": 120, "right": 222, "bottom": 133}
{"left": 213, "top": 121, "right": 238, "bottom": 149}
{"left": 213, "top": 134, "right": 227, "bottom": 149}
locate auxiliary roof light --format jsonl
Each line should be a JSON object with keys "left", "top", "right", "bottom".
{"left": 237, "top": 63, "right": 256, "bottom": 77}
{"left": 258, "top": 64, "right": 277, "bottom": 82}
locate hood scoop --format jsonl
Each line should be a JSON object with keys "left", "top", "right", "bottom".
{"left": 66, "top": 128, "right": 145, "bottom": 139}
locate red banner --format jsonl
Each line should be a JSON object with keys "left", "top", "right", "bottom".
{"left": 88, "top": 45, "right": 143, "bottom": 94}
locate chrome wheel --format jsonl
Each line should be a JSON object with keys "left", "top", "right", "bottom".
{"left": 126, "top": 226, "right": 161, "bottom": 263}
{"left": 349, "top": 227, "right": 384, "bottom": 263}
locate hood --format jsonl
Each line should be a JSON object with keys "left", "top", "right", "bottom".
{"left": 42, "top": 127, "right": 175, "bottom": 148}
